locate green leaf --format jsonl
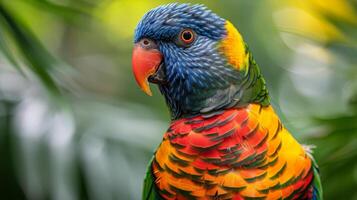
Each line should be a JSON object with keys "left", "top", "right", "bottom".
{"left": 23, "top": 0, "right": 95, "bottom": 27}
{"left": 0, "top": 27, "right": 25, "bottom": 76}
{"left": 0, "top": 3, "right": 61, "bottom": 97}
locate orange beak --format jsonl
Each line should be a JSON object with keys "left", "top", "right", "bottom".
{"left": 132, "top": 44, "right": 163, "bottom": 96}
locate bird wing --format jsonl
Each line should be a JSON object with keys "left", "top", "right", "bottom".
{"left": 303, "top": 145, "right": 323, "bottom": 200}
{"left": 311, "top": 156, "right": 323, "bottom": 200}
{"left": 142, "top": 157, "right": 162, "bottom": 200}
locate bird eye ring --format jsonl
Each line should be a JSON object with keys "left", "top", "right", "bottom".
{"left": 179, "top": 29, "right": 195, "bottom": 45}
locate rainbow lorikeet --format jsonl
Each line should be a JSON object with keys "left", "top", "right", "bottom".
{"left": 132, "top": 4, "right": 322, "bottom": 200}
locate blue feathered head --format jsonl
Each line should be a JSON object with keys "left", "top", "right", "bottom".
{"left": 132, "top": 3, "right": 268, "bottom": 119}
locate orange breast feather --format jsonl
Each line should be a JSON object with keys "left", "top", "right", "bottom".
{"left": 152, "top": 104, "right": 314, "bottom": 200}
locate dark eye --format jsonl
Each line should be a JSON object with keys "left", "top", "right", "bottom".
{"left": 178, "top": 29, "right": 196, "bottom": 46}
{"left": 139, "top": 38, "right": 158, "bottom": 49}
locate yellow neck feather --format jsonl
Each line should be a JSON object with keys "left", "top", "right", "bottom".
{"left": 219, "top": 21, "right": 249, "bottom": 71}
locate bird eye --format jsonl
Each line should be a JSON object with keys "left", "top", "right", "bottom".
{"left": 139, "top": 38, "right": 158, "bottom": 49}
{"left": 178, "top": 29, "right": 196, "bottom": 46}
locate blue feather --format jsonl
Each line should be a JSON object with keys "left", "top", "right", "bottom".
{"left": 134, "top": 4, "right": 249, "bottom": 119}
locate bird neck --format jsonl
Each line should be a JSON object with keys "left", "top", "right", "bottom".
{"left": 163, "top": 104, "right": 279, "bottom": 169}
{"left": 160, "top": 52, "right": 270, "bottom": 120}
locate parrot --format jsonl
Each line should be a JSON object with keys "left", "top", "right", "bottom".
{"left": 132, "top": 3, "right": 322, "bottom": 200}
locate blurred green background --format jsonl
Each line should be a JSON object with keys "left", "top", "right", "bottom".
{"left": 0, "top": 0, "right": 356, "bottom": 199}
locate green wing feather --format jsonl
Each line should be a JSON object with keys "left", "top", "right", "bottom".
{"left": 304, "top": 146, "right": 323, "bottom": 200}
{"left": 312, "top": 159, "right": 323, "bottom": 200}
{"left": 142, "top": 157, "right": 162, "bottom": 200}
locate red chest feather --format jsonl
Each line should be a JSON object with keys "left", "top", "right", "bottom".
{"left": 152, "top": 104, "right": 314, "bottom": 200}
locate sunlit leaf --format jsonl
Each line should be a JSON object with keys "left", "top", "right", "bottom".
{"left": 0, "top": 27, "right": 24, "bottom": 75}
{"left": 0, "top": 4, "right": 61, "bottom": 97}
{"left": 23, "top": 0, "right": 95, "bottom": 27}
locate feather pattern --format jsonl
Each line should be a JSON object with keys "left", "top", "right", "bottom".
{"left": 145, "top": 104, "right": 316, "bottom": 200}
{"left": 135, "top": 4, "right": 322, "bottom": 200}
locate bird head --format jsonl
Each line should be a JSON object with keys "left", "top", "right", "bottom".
{"left": 132, "top": 3, "right": 269, "bottom": 119}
